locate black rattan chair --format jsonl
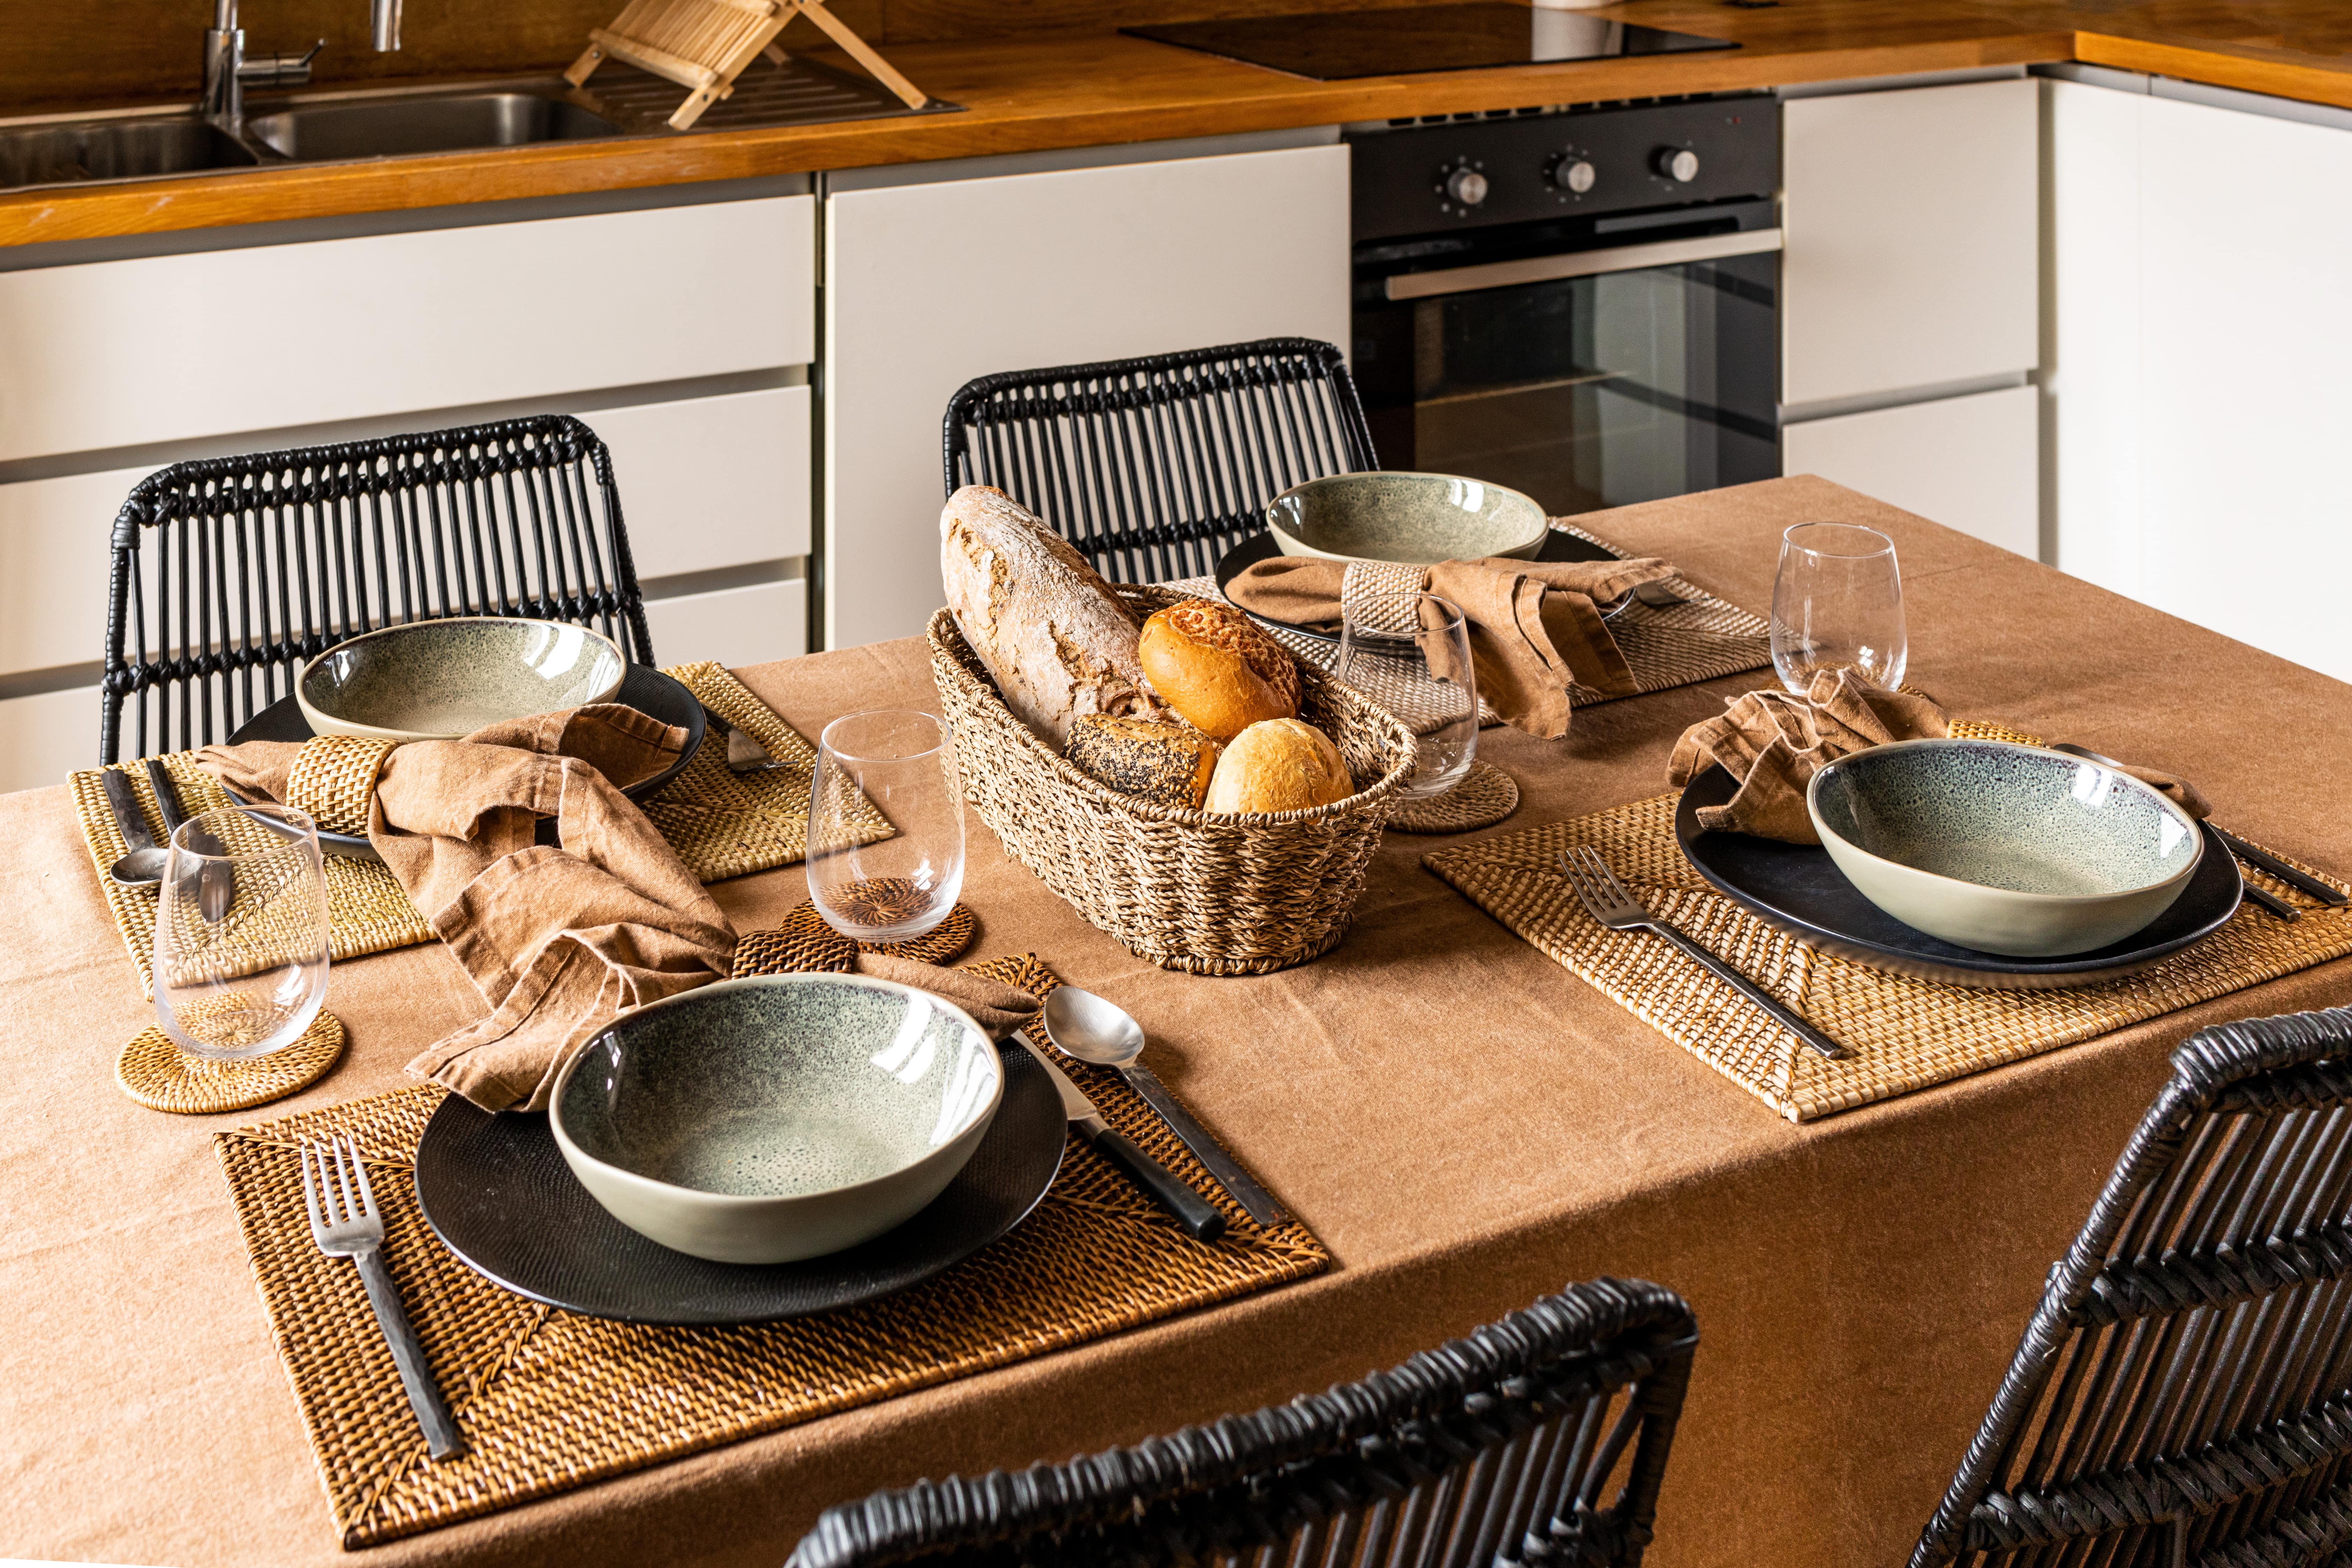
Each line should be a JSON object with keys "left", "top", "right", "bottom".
{"left": 102, "top": 413, "right": 653, "bottom": 762}
{"left": 941, "top": 336, "right": 1378, "bottom": 585}
{"left": 1914, "top": 1004, "right": 2352, "bottom": 1568}
{"left": 786, "top": 1275, "right": 1697, "bottom": 1568}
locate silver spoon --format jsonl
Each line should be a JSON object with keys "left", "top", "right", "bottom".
{"left": 102, "top": 769, "right": 172, "bottom": 887}
{"left": 1043, "top": 987, "right": 1289, "bottom": 1229}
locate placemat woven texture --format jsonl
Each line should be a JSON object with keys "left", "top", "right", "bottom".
{"left": 1169, "top": 521, "right": 1774, "bottom": 726}
{"left": 214, "top": 954, "right": 1327, "bottom": 1549}
{"left": 70, "top": 662, "right": 880, "bottom": 991}
{"left": 1423, "top": 777, "right": 2352, "bottom": 1123}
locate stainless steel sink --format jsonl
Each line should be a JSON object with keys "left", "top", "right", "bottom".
{"left": 243, "top": 92, "right": 623, "bottom": 161}
{"left": 0, "top": 116, "right": 259, "bottom": 191}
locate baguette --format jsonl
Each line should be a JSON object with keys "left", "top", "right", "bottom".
{"left": 940, "top": 486, "right": 1168, "bottom": 747}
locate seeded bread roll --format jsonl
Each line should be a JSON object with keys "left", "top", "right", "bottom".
{"left": 1137, "top": 599, "right": 1300, "bottom": 742}
{"left": 941, "top": 486, "right": 1167, "bottom": 747}
{"left": 1203, "top": 718, "right": 1354, "bottom": 815}
{"left": 1066, "top": 715, "right": 1223, "bottom": 810}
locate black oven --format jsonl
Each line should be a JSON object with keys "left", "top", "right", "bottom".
{"left": 1347, "top": 95, "right": 1781, "bottom": 517}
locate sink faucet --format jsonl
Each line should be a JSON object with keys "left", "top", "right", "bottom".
{"left": 202, "top": 0, "right": 403, "bottom": 127}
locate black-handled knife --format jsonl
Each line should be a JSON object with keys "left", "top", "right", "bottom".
{"left": 1021, "top": 1039, "right": 1226, "bottom": 1242}
{"left": 146, "top": 760, "right": 232, "bottom": 923}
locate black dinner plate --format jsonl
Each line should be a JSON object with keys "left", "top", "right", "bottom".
{"left": 1674, "top": 764, "right": 2244, "bottom": 989}
{"left": 411, "top": 1037, "right": 1068, "bottom": 1325}
{"left": 224, "top": 663, "right": 707, "bottom": 862}
{"left": 1211, "top": 526, "right": 1620, "bottom": 643}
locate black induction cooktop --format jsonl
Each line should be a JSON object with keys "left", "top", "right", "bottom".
{"left": 1125, "top": 4, "right": 1737, "bottom": 82}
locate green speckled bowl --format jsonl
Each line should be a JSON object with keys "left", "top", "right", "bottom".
{"left": 549, "top": 974, "right": 1003, "bottom": 1265}
{"left": 1265, "top": 471, "right": 1549, "bottom": 567}
{"left": 1808, "top": 739, "right": 2205, "bottom": 957}
{"left": 296, "top": 616, "right": 626, "bottom": 744}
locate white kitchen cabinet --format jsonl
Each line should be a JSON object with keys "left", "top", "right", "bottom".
{"left": 2047, "top": 78, "right": 2352, "bottom": 683}
{"left": 0, "top": 196, "right": 814, "bottom": 464}
{"left": 0, "top": 462, "right": 149, "bottom": 678}
{"left": 640, "top": 578, "right": 806, "bottom": 670}
{"left": 824, "top": 142, "right": 1351, "bottom": 649}
{"left": 1782, "top": 79, "right": 2038, "bottom": 408}
{"left": 590, "top": 385, "right": 811, "bottom": 582}
{"left": 1781, "top": 384, "right": 2038, "bottom": 558}
{"left": 0, "top": 683, "right": 100, "bottom": 795}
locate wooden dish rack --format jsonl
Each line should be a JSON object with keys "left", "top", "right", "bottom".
{"left": 568, "top": 0, "right": 930, "bottom": 131}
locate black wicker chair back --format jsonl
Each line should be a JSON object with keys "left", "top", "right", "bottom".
{"left": 787, "top": 1275, "right": 1697, "bottom": 1568}
{"left": 102, "top": 414, "right": 652, "bottom": 762}
{"left": 941, "top": 336, "right": 1378, "bottom": 584}
{"left": 1914, "top": 1005, "right": 2352, "bottom": 1568}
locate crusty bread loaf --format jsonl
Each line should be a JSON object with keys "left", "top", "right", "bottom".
{"left": 941, "top": 486, "right": 1167, "bottom": 747}
{"left": 1067, "top": 715, "right": 1222, "bottom": 809}
{"left": 1203, "top": 718, "right": 1354, "bottom": 815}
{"left": 1137, "top": 599, "right": 1300, "bottom": 742}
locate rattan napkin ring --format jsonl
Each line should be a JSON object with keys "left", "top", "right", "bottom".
{"left": 285, "top": 736, "right": 397, "bottom": 838}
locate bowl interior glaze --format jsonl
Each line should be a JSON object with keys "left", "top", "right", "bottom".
{"left": 1813, "top": 742, "right": 2202, "bottom": 897}
{"left": 300, "top": 616, "right": 625, "bottom": 740}
{"left": 558, "top": 978, "right": 1001, "bottom": 1201}
{"left": 1266, "top": 471, "right": 1548, "bottom": 566}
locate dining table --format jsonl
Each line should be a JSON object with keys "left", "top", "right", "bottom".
{"left": 5, "top": 473, "right": 2349, "bottom": 1568}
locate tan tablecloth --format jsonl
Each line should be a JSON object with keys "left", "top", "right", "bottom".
{"left": 6, "top": 477, "right": 2350, "bottom": 1568}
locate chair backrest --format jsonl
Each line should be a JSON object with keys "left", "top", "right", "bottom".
{"left": 1913, "top": 1004, "right": 2352, "bottom": 1568}
{"left": 102, "top": 413, "right": 652, "bottom": 762}
{"left": 941, "top": 336, "right": 1378, "bottom": 585}
{"left": 787, "top": 1275, "right": 1697, "bottom": 1568}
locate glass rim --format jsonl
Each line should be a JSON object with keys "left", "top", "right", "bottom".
{"left": 1341, "top": 590, "right": 1468, "bottom": 636}
{"left": 169, "top": 803, "right": 317, "bottom": 860}
{"left": 1782, "top": 521, "right": 1896, "bottom": 560}
{"left": 819, "top": 707, "right": 952, "bottom": 763}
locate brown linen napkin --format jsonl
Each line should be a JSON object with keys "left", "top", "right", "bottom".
{"left": 1229, "top": 553, "right": 1678, "bottom": 738}
{"left": 1668, "top": 669, "right": 2214, "bottom": 843}
{"left": 199, "top": 704, "right": 736, "bottom": 1113}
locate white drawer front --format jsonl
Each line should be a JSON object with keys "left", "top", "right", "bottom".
{"left": 1782, "top": 384, "right": 2040, "bottom": 559}
{"left": 1782, "top": 80, "right": 2038, "bottom": 405}
{"left": 0, "top": 462, "right": 153, "bottom": 678}
{"left": 589, "top": 385, "right": 810, "bottom": 581}
{"left": 641, "top": 578, "right": 806, "bottom": 671}
{"left": 0, "top": 196, "right": 814, "bottom": 465}
{"left": 0, "top": 682, "right": 100, "bottom": 795}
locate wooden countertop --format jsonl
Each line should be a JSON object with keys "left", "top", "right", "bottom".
{"left": 2, "top": 0, "right": 2346, "bottom": 251}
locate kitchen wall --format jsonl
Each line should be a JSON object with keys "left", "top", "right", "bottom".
{"left": 0, "top": 0, "right": 1432, "bottom": 113}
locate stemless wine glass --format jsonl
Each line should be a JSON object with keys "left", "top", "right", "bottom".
{"left": 1770, "top": 522, "right": 1908, "bottom": 694}
{"left": 154, "top": 804, "right": 330, "bottom": 1060}
{"left": 809, "top": 709, "right": 965, "bottom": 943}
{"left": 1335, "top": 592, "right": 1478, "bottom": 800}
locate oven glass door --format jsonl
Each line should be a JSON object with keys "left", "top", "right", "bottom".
{"left": 1356, "top": 248, "right": 1779, "bottom": 517}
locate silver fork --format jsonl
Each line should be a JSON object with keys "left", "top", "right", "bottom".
{"left": 299, "top": 1135, "right": 465, "bottom": 1460}
{"left": 1558, "top": 846, "right": 1845, "bottom": 1061}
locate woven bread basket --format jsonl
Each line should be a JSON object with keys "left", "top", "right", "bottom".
{"left": 929, "top": 585, "right": 1418, "bottom": 975}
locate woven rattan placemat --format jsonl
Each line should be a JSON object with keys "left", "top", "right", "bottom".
{"left": 216, "top": 953, "right": 1326, "bottom": 1549}
{"left": 1424, "top": 796, "right": 2352, "bottom": 1123}
{"left": 72, "top": 663, "right": 886, "bottom": 990}
{"left": 71, "top": 758, "right": 436, "bottom": 999}
{"left": 1170, "top": 522, "right": 1774, "bottom": 726}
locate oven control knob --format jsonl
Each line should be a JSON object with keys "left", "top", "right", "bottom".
{"left": 1653, "top": 147, "right": 1700, "bottom": 183}
{"left": 1554, "top": 158, "right": 1597, "bottom": 194}
{"left": 1446, "top": 167, "right": 1490, "bottom": 206}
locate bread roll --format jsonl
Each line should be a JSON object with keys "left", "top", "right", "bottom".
{"left": 1204, "top": 718, "right": 1354, "bottom": 815}
{"left": 941, "top": 486, "right": 1167, "bottom": 747}
{"left": 1137, "top": 599, "right": 1300, "bottom": 742}
{"left": 1067, "top": 715, "right": 1222, "bottom": 809}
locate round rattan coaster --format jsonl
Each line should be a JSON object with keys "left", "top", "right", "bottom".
{"left": 734, "top": 902, "right": 978, "bottom": 979}
{"left": 115, "top": 1009, "right": 346, "bottom": 1115}
{"left": 1385, "top": 760, "right": 1522, "bottom": 835}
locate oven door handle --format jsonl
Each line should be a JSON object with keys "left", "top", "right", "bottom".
{"left": 1381, "top": 227, "right": 1784, "bottom": 302}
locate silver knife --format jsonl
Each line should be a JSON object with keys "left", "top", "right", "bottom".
{"left": 1020, "top": 1039, "right": 1226, "bottom": 1242}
